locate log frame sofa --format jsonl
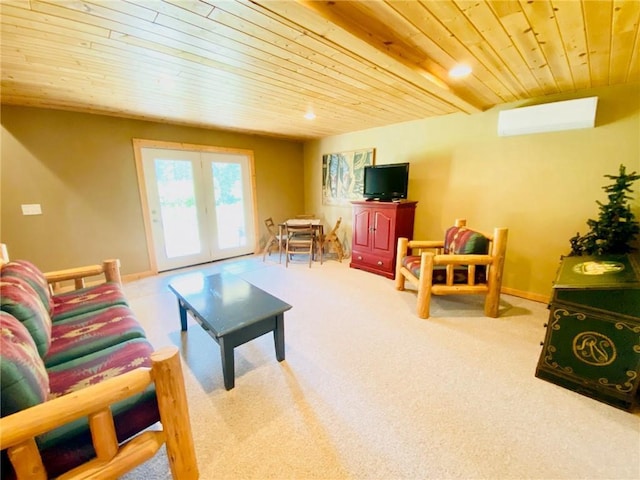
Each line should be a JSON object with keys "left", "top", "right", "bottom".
{"left": 0, "top": 247, "right": 198, "bottom": 479}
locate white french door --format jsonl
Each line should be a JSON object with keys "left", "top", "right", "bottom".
{"left": 140, "top": 146, "right": 256, "bottom": 271}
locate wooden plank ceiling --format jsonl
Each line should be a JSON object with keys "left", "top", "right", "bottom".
{"left": 2, "top": 0, "right": 639, "bottom": 140}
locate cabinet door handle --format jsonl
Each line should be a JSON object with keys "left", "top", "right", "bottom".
{"left": 377, "top": 260, "right": 383, "bottom": 266}
{"left": 357, "top": 255, "right": 363, "bottom": 260}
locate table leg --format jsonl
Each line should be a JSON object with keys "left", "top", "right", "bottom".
{"left": 178, "top": 300, "right": 188, "bottom": 331}
{"left": 219, "top": 337, "right": 235, "bottom": 390}
{"left": 274, "top": 313, "right": 285, "bottom": 361}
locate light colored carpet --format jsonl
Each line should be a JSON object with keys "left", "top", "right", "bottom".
{"left": 121, "top": 255, "right": 640, "bottom": 480}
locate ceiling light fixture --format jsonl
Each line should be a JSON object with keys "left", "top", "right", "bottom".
{"left": 304, "top": 111, "right": 316, "bottom": 120}
{"left": 449, "top": 64, "right": 472, "bottom": 78}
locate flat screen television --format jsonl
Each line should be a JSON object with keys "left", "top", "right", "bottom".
{"left": 362, "top": 163, "right": 410, "bottom": 201}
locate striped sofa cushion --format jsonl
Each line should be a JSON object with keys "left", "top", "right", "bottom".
{"left": 1, "top": 260, "right": 54, "bottom": 314}
{"left": 0, "top": 276, "right": 52, "bottom": 358}
{"left": 51, "top": 282, "right": 129, "bottom": 322}
{"left": 0, "top": 311, "right": 50, "bottom": 417}
{"left": 47, "top": 337, "right": 153, "bottom": 398}
{"left": 45, "top": 305, "right": 147, "bottom": 368}
{"left": 38, "top": 338, "right": 160, "bottom": 478}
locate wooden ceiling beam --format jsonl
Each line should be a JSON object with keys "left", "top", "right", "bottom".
{"left": 263, "top": 0, "right": 483, "bottom": 114}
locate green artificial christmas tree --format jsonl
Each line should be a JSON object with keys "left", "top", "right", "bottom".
{"left": 569, "top": 164, "right": 640, "bottom": 256}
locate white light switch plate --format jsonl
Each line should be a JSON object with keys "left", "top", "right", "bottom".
{"left": 21, "top": 204, "right": 42, "bottom": 215}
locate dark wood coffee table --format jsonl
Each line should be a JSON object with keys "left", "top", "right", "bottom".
{"left": 168, "top": 272, "right": 292, "bottom": 390}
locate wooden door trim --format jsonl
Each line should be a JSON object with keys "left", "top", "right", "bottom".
{"left": 132, "top": 138, "right": 259, "bottom": 274}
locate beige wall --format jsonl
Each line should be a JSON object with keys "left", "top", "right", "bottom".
{"left": 1, "top": 106, "right": 304, "bottom": 275}
{"left": 2, "top": 83, "right": 638, "bottom": 299}
{"left": 304, "top": 83, "right": 640, "bottom": 300}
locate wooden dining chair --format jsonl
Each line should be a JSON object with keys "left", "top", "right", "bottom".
{"left": 263, "top": 217, "right": 285, "bottom": 263}
{"left": 285, "top": 223, "right": 322, "bottom": 267}
{"left": 322, "top": 217, "right": 344, "bottom": 262}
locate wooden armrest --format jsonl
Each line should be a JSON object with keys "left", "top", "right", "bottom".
{"left": 432, "top": 254, "right": 493, "bottom": 266}
{"left": 44, "top": 259, "right": 122, "bottom": 291}
{"left": 0, "top": 245, "right": 121, "bottom": 288}
{"left": 406, "top": 240, "right": 445, "bottom": 256}
{"left": 0, "top": 369, "right": 152, "bottom": 448}
{"left": 44, "top": 265, "right": 105, "bottom": 284}
{"left": 407, "top": 240, "right": 444, "bottom": 249}
{"left": 0, "top": 347, "right": 198, "bottom": 480}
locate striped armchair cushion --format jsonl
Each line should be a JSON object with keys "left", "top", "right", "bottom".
{"left": 444, "top": 226, "right": 489, "bottom": 254}
{"left": 402, "top": 256, "right": 423, "bottom": 278}
{"left": 0, "top": 311, "right": 50, "bottom": 417}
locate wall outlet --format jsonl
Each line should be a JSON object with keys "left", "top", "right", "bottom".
{"left": 21, "top": 204, "right": 42, "bottom": 215}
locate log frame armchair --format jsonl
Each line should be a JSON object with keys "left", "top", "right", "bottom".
{"left": 395, "top": 219, "right": 508, "bottom": 319}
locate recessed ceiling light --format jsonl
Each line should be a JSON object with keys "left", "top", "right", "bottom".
{"left": 304, "top": 111, "right": 316, "bottom": 120}
{"left": 449, "top": 64, "right": 472, "bottom": 78}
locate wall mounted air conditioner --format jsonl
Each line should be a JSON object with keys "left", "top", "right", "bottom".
{"left": 497, "top": 96, "right": 598, "bottom": 137}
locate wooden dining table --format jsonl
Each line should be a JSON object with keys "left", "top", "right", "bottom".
{"left": 278, "top": 219, "right": 324, "bottom": 261}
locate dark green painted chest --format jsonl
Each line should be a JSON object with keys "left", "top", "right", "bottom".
{"left": 535, "top": 254, "right": 640, "bottom": 411}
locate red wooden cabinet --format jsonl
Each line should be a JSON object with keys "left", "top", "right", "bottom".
{"left": 350, "top": 200, "right": 417, "bottom": 279}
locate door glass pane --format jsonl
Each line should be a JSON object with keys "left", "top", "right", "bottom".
{"left": 155, "top": 159, "right": 201, "bottom": 257}
{"left": 211, "top": 162, "right": 246, "bottom": 249}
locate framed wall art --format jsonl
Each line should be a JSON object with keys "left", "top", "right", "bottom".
{"left": 322, "top": 148, "right": 375, "bottom": 205}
